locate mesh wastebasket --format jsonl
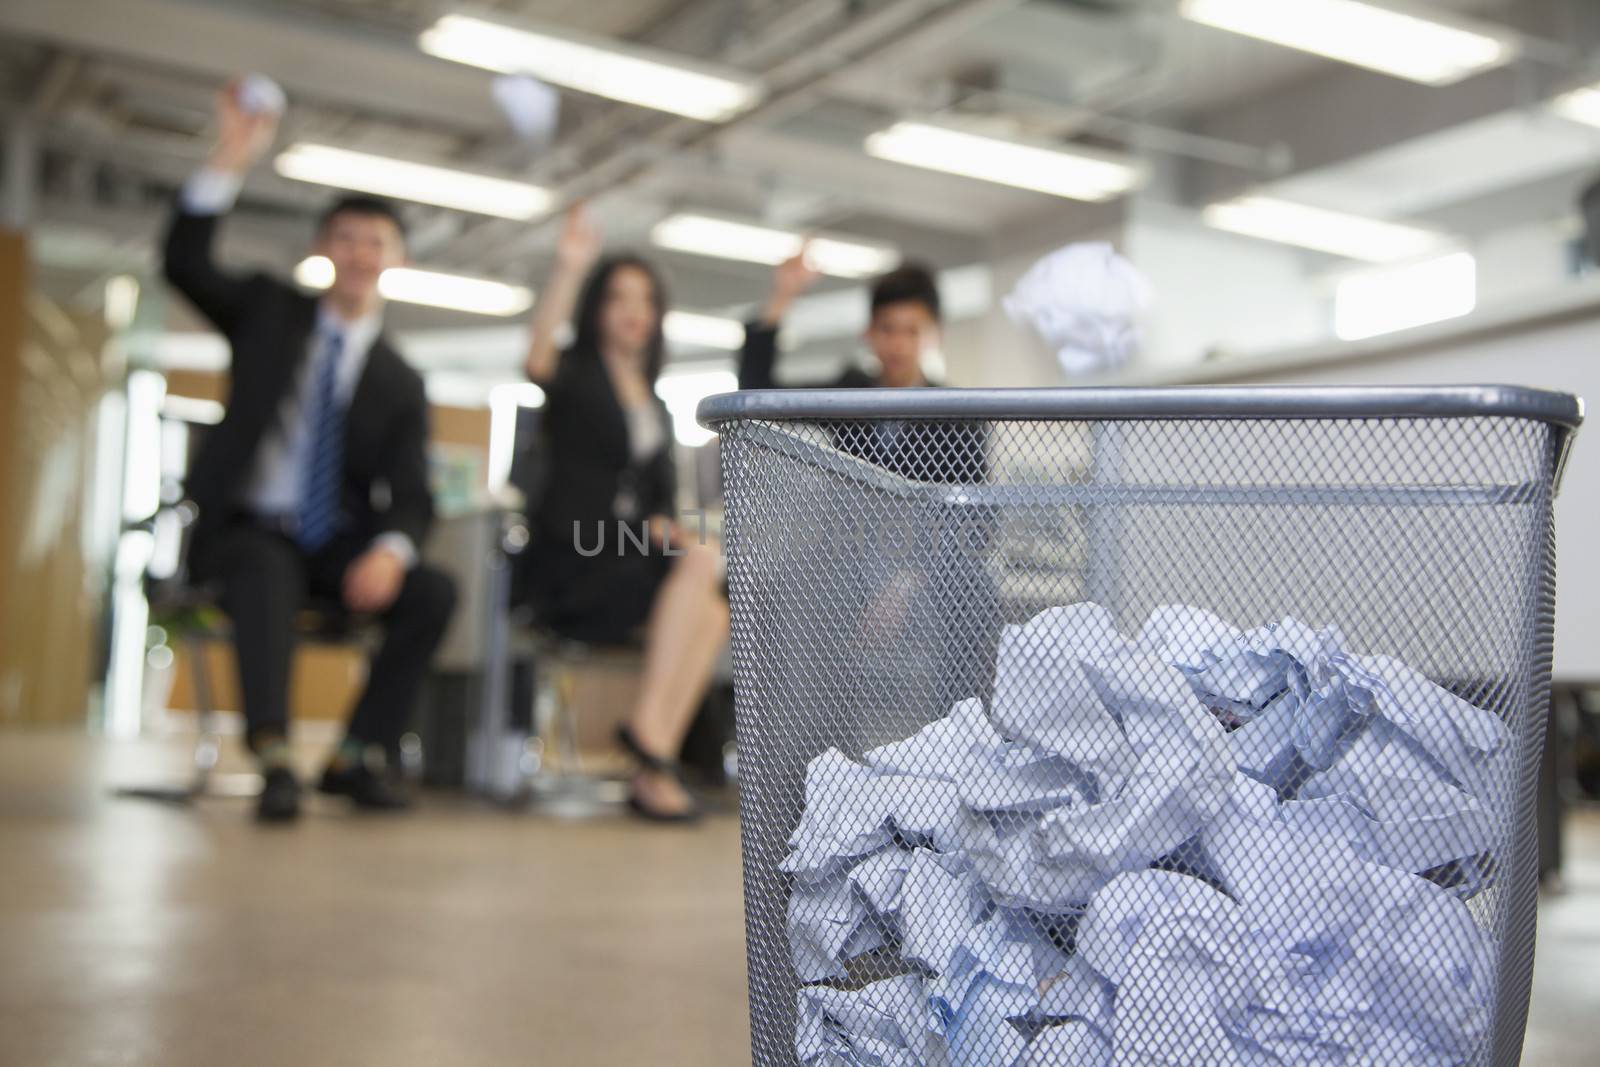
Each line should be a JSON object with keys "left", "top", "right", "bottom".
{"left": 698, "top": 385, "right": 1581, "bottom": 1067}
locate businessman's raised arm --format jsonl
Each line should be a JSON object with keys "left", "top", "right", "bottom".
{"left": 162, "top": 80, "right": 279, "bottom": 336}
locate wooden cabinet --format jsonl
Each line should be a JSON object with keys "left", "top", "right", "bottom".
{"left": 0, "top": 230, "right": 110, "bottom": 727}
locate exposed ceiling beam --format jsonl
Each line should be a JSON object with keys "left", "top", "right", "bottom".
{"left": 27, "top": 50, "right": 83, "bottom": 116}
{"left": 429, "top": 0, "right": 1025, "bottom": 266}
{"left": 710, "top": 126, "right": 1046, "bottom": 233}
{"left": 0, "top": 0, "right": 502, "bottom": 133}
{"left": 1183, "top": 54, "right": 1584, "bottom": 207}
{"left": 30, "top": 108, "right": 329, "bottom": 216}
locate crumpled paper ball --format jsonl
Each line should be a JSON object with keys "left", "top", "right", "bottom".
{"left": 237, "top": 73, "right": 286, "bottom": 116}
{"left": 781, "top": 602, "right": 1511, "bottom": 1066}
{"left": 493, "top": 74, "right": 561, "bottom": 147}
{"left": 1003, "top": 242, "right": 1153, "bottom": 377}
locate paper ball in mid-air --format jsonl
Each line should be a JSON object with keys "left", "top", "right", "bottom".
{"left": 1004, "top": 242, "right": 1153, "bottom": 378}
{"left": 236, "top": 73, "right": 286, "bottom": 116}
{"left": 493, "top": 74, "right": 561, "bottom": 149}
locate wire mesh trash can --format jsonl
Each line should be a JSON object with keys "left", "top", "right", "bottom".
{"left": 698, "top": 386, "right": 1581, "bottom": 1067}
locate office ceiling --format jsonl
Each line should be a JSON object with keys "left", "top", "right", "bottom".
{"left": 0, "top": 0, "right": 1597, "bottom": 340}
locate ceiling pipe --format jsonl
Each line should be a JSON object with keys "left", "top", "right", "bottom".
{"left": 432, "top": 0, "right": 1024, "bottom": 270}
{"left": 953, "top": 84, "right": 1290, "bottom": 175}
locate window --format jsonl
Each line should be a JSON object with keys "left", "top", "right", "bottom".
{"left": 1334, "top": 252, "right": 1477, "bottom": 341}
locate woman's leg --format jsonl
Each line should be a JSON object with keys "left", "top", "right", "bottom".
{"left": 661, "top": 593, "right": 729, "bottom": 721}
{"left": 627, "top": 544, "right": 728, "bottom": 814}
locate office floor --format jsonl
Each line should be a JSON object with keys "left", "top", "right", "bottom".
{"left": 0, "top": 731, "right": 1594, "bottom": 1067}
{"left": 0, "top": 732, "right": 749, "bottom": 1067}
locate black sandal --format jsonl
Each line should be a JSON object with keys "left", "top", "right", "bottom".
{"left": 616, "top": 725, "right": 701, "bottom": 824}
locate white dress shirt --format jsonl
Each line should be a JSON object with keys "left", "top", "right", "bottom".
{"left": 181, "top": 169, "right": 416, "bottom": 567}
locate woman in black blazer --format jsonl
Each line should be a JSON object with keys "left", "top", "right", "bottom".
{"left": 523, "top": 205, "right": 727, "bottom": 822}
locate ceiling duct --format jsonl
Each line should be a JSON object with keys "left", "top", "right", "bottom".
{"left": 1039, "top": 0, "right": 1131, "bottom": 14}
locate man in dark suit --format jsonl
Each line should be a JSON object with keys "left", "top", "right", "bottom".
{"left": 164, "top": 80, "right": 456, "bottom": 822}
{"left": 739, "top": 252, "right": 988, "bottom": 483}
{"left": 740, "top": 253, "right": 940, "bottom": 393}
{"left": 738, "top": 252, "right": 996, "bottom": 708}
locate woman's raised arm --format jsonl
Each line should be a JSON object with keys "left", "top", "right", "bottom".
{"left": 525, "top": 203, "right": 602, "bottom": 384}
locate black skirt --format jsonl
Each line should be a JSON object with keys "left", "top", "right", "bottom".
{"left": 524, "top": 534, "right": 671, "bottom": 645}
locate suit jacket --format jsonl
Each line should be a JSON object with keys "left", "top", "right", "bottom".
{"left": 532, "top": 348, "right": 676, "bottom": 548}
{"left": 162, "top": 205, "right": 434, "bottom": 558}
{"left": 738, "top": 321, "right": 875, "bottom": 392}
{"left": 515, "top": 349, "right": 676, "bottom": 628}
{"left": 738, "top": 321, "right": 988, "bottom": 485}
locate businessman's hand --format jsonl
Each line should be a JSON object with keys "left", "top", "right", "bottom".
{"left": 208, "top": 78, "right": 280, "bottom": 175}
{"left": 343, "top": 546, "right": 407, "bottom": 614}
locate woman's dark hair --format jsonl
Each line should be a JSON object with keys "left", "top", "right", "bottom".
{"left": 571, "top": 254, "right": 669, "bottom": 383}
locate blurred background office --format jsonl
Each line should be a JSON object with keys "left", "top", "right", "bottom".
{"left": 2, "top": 1, "right": 1600, "bottom": 1064}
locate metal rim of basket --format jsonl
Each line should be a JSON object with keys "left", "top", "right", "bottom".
{"left": 696, "top": 384, "right": 1584, "bottom": 430}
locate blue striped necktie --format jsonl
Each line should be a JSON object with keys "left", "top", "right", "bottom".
{"left": 297, "top": 328, "right": 345, "bottom": 552}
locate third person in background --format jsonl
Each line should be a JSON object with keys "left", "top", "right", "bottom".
{"left": 740, "top": 246, "right": 997, "bottom": 708}
{"left": 739, "top": 248, "right": 942, "bottom": 390}
{"left": 739, "top": 247, "right": 985, "bottom": 487}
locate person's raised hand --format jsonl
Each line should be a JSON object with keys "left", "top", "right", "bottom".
{"left": 761, "top": 244, "right": 822, "bottom": 326}
{"left": 209, "top": 78, "right": 280, "bottom": 175}
{"left": 556, "top": 202, "right": 603, "bottom": 274}
{"left": 775, "top": 245, "right": 822, "bottom": 300}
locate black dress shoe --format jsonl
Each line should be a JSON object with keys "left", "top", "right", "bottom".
{"left": 257, "top": 767, "right": 302, "bottom": 823}
{"left": 317, "top": 762, "right": 412, "bottom": 811}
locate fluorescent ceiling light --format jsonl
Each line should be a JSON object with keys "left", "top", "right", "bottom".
{"left": 1552, "top": 84, "right": 1600, "bottom": 128}
{"left": 651, "top": 213, "right": 898, "bottom": 279}
{"left": 426, "top": 372, "right": 517, "bottom": 409}
{"left": 160, "top": 395, "right": 225, "bottom": 426}
{"left": 294, "top": 256, "right": 336, "bottom": 289}
{"left": 1181, "top": 0, "right": 1516, "bottom": 87}
{"left": 295, "top": 257, "right": 533, "bottom": 317}
{"left": 379, "top": 268, "right": 533, "bottom": 316}
{"left": 420, "top": 13, "right": 760, "bottom": 122}
{"left": 664, "top": 310, "right": 745, "bottom": 351}
{"left": 491, "top": 382, "right": 546, "bottom": 409}
{"left": 655, "top": 369, "right": 738, "bottom": 448}
{"left": 1335, "top": 251, "right": 1476, "bottom": 340}
{"left": 1202, "top": 195, "right": 1446, "bottom": 262}
{"left": 864, "top": 121, "right": 1143, "bottom": 202}
{"left": 275, "top": 143, "right": 551, "bottom": 220}
{"left": 104, "top": 274, "right": 140, "bottom": 331}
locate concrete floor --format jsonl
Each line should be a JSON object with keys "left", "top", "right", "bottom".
{"left": 0, "top": 731, "right": 1594, "bottom": 1066}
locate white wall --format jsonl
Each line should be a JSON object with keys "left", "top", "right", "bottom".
{"left": 941, "top": 208, "right": 1130, "bottom": 388}
{"left": 1123, "top": 204, "right": 1327, "bottom": 368}
{"left": 941, "top": 247, "right": 1078, "bottom": 389}
{"left": 1473, "top": 218, "right": 1579, "bottom": 308}
{"left": 941, "top": 199, "right": 1331, "bottom": 387}
{"left": 1178, "top": 289, "right": 1600, "bottom": 682}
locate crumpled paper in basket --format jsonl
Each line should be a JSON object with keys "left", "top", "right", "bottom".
{"left": 784, "top": 602, "right": 1510, "bottom": 1065}
{"left": 1147, "top": 605, "right": 1512, "bottom": 886}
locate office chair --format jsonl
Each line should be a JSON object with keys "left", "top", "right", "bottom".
{"left": 114, "top": 500, "right": 378, "bottom": 805}
{"left": 507, "top": 620, "right": 640, "bottom": 817}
